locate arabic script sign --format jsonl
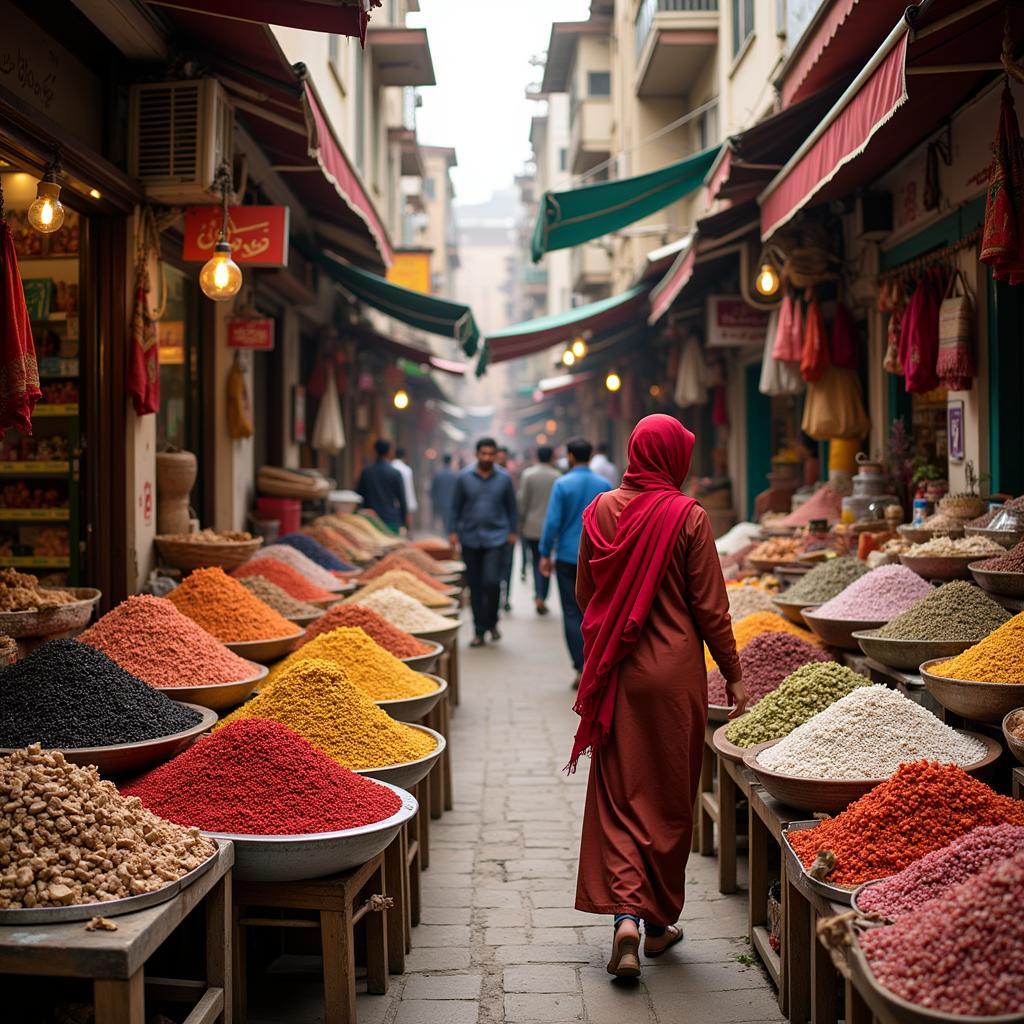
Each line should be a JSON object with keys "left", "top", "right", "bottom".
{"left": 183, "top": 206, "right": 289, "bottom": 267}
{"left": 705, "top": 295, "right": 770, "bottom": 349}
{"left": 228, "top": 318, "right": 275, "bottom": 351}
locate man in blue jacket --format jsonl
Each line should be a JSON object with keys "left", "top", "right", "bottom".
{"left": 539, "top": 437, "right": 611, "bottom": 687}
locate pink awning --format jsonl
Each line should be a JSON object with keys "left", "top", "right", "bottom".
{"left": 352, "top": 326, "right": 465, "bottom": 376}
{"left": 149, "top": 0, "right": 372, "bottom": 40}
{"left": 648, "top": 246, "right": 696, "bottom": 325}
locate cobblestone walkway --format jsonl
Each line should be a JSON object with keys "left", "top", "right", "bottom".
{"left": 256, "top": 579, "right": 784, "bottom": 1024}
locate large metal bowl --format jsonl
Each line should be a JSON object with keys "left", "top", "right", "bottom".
{"left": 155, "top": 664, "right": 268, "bottom": 712}
{"left": 802, "top": 609, "right": 888, "bottom": 650}
{"left": 707, "top": 703, "right": 732, "bottom": 724}
{"left": 376, "top": 674, "right": 447, "bottom": 724}
{"left": 748, "top": 556, "right": 803, "bottom": 574}
{"left": 224, "top": 629, "right": 305, "bottom": 663}
{"left": 204, "top": 782, "right": 417, "bottom": 882}
{"left": 400, "top": 639, "right": 444, "bottom": 674}
{"left": 899, "top": 553, "right": 982, "bottom": 581}
{"left": 0, "top": 704, "right": 218, "bottom": 778}
{"left": 968, "top": 562, "right": 1024, "bottom": 597}
{"left": 921, "top": 658, "right": 1024, "bottom": 724}
{"left": 783, "top": 821, "right": 859, "bottom": 905}
{"left": 744, "top": 730, "right": 1001, "bottom": 813}
{"left": 965, "top": 525, "right": 1024, "bottom": 549}
{"left": 772, "top": 596, "right": 820, "bottom": 626}
{"left": 286, "top": 609, "right": 324, "bottom": 628}
{"left": 0, "top": 587, "right": 101, "bottom": 639}
{"left": 898, "top": 524, "right": 965, "bottom": 544}
{"left": 852, "top": 630, "right": 979, "bottom": 672}
{"left": 1001, "top": 708, "right": 1024, "bottom": 767}
{"left": 356, "top": 725, "right": 446, "bottom": 789}
{"left": 411, "top": 620, "right": 462, "bottom": 645}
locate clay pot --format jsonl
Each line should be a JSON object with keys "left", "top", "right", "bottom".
{"left": 156, "top": 449, "right": 197, "bottom": 535}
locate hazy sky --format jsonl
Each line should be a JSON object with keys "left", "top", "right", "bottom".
{"left": 408, "top": 0, "right": 589, "bottom": 206}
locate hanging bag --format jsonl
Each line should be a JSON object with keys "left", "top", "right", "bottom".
{"left": 800, "top": 290, "right": 830, "bottom": 382}
{"left": 759, "top": 307, "right": 804, "bottom": 397}
{"left": 772, "top": 288, "right": 803, "bottom": 362}
{"left": 801, "top": 365, "right": 870, "bottom": 441}
{"left": 900, "top": 268, "right": 942, "bottom": 393}
{"left": 936, "top": 268, "right": 976, "bottom": 391}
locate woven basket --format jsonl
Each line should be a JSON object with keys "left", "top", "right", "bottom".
{"left": 155, "top": 535, "right": 264, "bottom": 572}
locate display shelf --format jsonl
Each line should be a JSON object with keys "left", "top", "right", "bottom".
{"left": 751, "top": 925, "right": 781, "bottom": 989}
{"left": 0, "top": 509, "right": 69, "bottom": 522}
{"left": 0, "top": 555, "right": 70, "bottom": 569}
{"left": 33, "top": 404, "right": 78, "bottom": 417}
{"left": 0, "top": 462, "right": 70, "bottom": 476}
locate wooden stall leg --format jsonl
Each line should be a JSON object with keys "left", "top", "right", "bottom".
{"left": 206, "top": 871, "right": 231, "bottom": 1023}
{"left": 718, "top": 764, "right": 738, "bottom": 895}
{"left": 811, "top": 913, "right": 837, "bottom": 1024}
{"left": 441, "top": 690, "right": 453, "bottom": 811}
{"left": 232, "top": 904, "right": 247, "bottom": 1024}
{"left": 415, "top": 779, "right": 430, "bottom": 869}
{"left": 321, "top": 910, "right": 355, "bottom": 1024}
{"left": 785, "top": 867, "right": 811, "bottom": 1024}
{"left": 845, "top": 977, "right": 873, "bottom": 1024}
{"left": 747, "top": 799, "right": 767, "bottom": 944}
{"left": 448, "top": 639, "right": 460, "bottom": 707}
{"left": 383, "top": 830, "right": 408, "bottom": 974}
{"left": 94, "top": 972, "right": 145, "bottom": 1024}
{"left": 364, "top": 862, "right": 389, "bottom": 996}
{"left": 406, "top": 822, "right": 421, "bottom": 928}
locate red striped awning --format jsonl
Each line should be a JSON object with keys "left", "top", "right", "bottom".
{"left": 149, "top": 0, "right": 372, "bottom": 40}
{"left": 648, "top": 246, "right": 696, "bottom": 325}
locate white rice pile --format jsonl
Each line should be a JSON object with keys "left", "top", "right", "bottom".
{"left": 350, "top": 587, "right": 454, "bottom": 632}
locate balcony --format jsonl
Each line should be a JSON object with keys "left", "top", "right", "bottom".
{"left": 571, "top": 243, "right": 612, "bottom": 298}
{"left": 634, "top": 0, "right": 718, "bottom": 98}
{"left": 569, "top": 97, "right": 611, "bottom": 175}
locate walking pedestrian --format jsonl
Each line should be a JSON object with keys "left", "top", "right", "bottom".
{"left": 517, "top": 445, "right": 561, "bottom": 615}
{"left": 392, "top": 447, "right": 418, "bottom": 528}
{"left": 355, "top": 439, "right": 407, "bottom": 532}
{"left": 496, "top": 446, "right": 515, "bottom": 610}
{"left": 568, "top": 415, "right": 746, "bottom": 980}
{"left": 448, "top": 437, "right": 518, "bottom": 647}
{"left": 590, "top": 442, "right": 620, "bottom": 487}
{"left": 430, "top": 454, "right": 458, "bottom": 532}
{"left": 538, "top": 438, "right": 611, "bottom": 686}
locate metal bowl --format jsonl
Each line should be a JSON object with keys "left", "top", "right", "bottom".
{"left": 968, "top": 562, "right": 1024, "bottom": 597}
{"left": 224, "top": 630, "right": 305, "bottom": 663}
{"left": 711, "top": 723, "right": 754, "bottom": 765}
{"left": 802, "top": 609, "right": 888, "bottom": 650}
{"left": 0, "top": 588, "right": 101, "bottom": 639}
{"left": 852, "top": 630, "right": 979, "bottom": 672}
{"left": 850, "top": 878, "right": 893, "bottom": 921}
{"left": 356, "top": 725, "right": 446, "bottom": 790}
{"left": 411, "top": 620, "right": 462, "bottom": 646}
{"left": 707, "top": 703, "right": 732, "bottom": 724}
{"left": 965, "top": 525, "right": 1024, "bottom": 549}
{"left": 310, "top": 595, "right": 346, "bottom": 609}
{"left": 286, "top": 609, "right": 324, "bottom": 628}
{"left": 898, "top": 524, "right": 965, "bottom": 544}
{"left": 0, "top": 704, "right": 218, "bottom": 778}
{"left": 899, "top": 553, "right": 982, "bottom": 581}
{"left": 745, "top": 730, "right": 1001, "bottom": 813}
{"left": 1002, "top": 708, "right": 1024, "bottom": 767}
{"left": 204, "top": 782, "right": 417, "bottom": 882}
{"left": 377, "top": 675, "right": 447, "bottom": 723}
{"left": 921, "top": 658, "right": 1024, "bottom": 724}
{"left": 748, "top": 557, "right": 803, "bottom": 574}
{"left": 400, "top": 639, "right": 444, "bottom": 674}
{"left": 437, "top": 572, "right": 463, "bottom": 585}
{"left": 155, "top": 664, "right": 268, "bottom": 712}
{"left": 782, "top": 821, "right": 859, "bottom": 905}
{"left": 772, "top": 596, "right": 820, "bottom": 626}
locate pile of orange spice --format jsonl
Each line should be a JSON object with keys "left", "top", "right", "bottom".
{"left": 168, "top": 567, "right": 296, "bottom": 642}
{"left": 931, "top": 612, "right": 1024, "bottom": 682}
{"left": 358, "top": 554, "right": 451, "bottom": 593}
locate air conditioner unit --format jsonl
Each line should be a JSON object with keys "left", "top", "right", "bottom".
{"left": 128, "top": 79, "right": 234, "bottom": 204}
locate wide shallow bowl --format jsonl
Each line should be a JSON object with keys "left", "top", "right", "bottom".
{"left": 802, "top": 609, "right": 887, "bottom": 650}
{"left": 204, "top": 782, "right": 417, "bottom": 882}
{"left": 0, "top": 704, "right": 218, "bottom": 777}
{"left": 0, "top": 846, "right": 220, "bottom": 925}
{"left": 748, "top": 556, "right": 802, "bottom": 574}
{"left": 772, "top": 596, "right": 820, "bottom": 626}
{"left": 920, "top": 659, "right": 1024, "bottom": 723}
{"left": 711, "top": 723, "right": 754, "bottom": 765}
{"left": 437, "top": 572, "right": 463, "bottom": 585}
{"left": 897, "top": 524, "right": 965, "bottom": 544}
{"left": 965, "top": 525, "right": 1024, "bottom": 549}
{"left": 0, "top": 587, "right": 101, "bottom": 639}
{"left": 852, "top": 630, "right": 978, "bottom": 672}
{"left": 224, "top": 629, "right": 305, "bottom": 663}
{"left": 968, "top": 561, "right": 1024, "bottom": 597}
{"left": 377, "top": 674, "right": 447, "bottom": 724}
{"left": 775, "top": 564, "right": 813, "bottom": 590}
{"left": 782, "top": 820, "right": 858, "bottom": 904}
{"left": 744, "top": 730, "right": 1001, "bottom": 813}
{"left": 286, "top": 609, "right": 324, "bottom": 628}
{"left": 899, "top": 553, "right": 980, "bottom": 581}
{"left": 355, "top": 725, "right": 446, "bottom": 790}
{"left": 851, "top": 878, "right": 901, "bottom": 921}
{"left": 1003, "top": 708, "right": 1024, "bottom": 766}
{"left": 707, "top": 703, "right": 732, "bottom": 724}
{"left": 400, "top": 639, "right": 444, "bottom": 674}
{"left": 411, "top": 620, "right": 462, "bottom": 646}
{"left": 310, "top": 594, "right": 346, "bottom": 609}
{"left": 155, "top": 664, "right": 268, "bottom": 712}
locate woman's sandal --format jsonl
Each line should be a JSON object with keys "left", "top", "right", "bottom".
{"left": 606, "top": 919, "right": 641, "bottom": 979}
{"left": 643, "top": 924, "right": 684, "bottom": 957}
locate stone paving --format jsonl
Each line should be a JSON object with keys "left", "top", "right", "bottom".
{"left": 254, "top": 578, "right": 784, "bottom": 1024}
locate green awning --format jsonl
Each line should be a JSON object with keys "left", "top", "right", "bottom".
{"left": 531, "top": 146, "right": 720, "bottom": 262}
{"left": 319, "top": 252, "right": 481, "bottom": 357}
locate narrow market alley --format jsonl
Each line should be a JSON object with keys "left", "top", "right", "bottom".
{"left": 254, "top": 580, "right": 785, "bottom": 1024}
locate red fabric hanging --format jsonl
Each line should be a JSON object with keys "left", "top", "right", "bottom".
{"left": 0, "top": 221, "right": 41, "bottom": 433}
{"left": 899, "top": 269, "right": 942, "bottom": 394}
{"left": 830, "top": 302, "right": 858, "bottom": 370}
{"left": 772, "top": 289, "right": 803, "bottom": 362}
{"left": 800, "top": 291, "right": 830, "bottom": 382}
{"left": 711, "top": 384, "right": 729, "bottom": 427}
{"left": 981, "top": 85, "right": 1024, "bottom": 285}
{"left": 128, "top": 261, "right": 159, "bottom": 416}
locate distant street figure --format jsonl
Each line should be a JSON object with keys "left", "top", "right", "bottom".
{"left": 496, "top": 446, "right": 515, "bottom": 610}
{"left": 392, "top": 447, "right": 418, "bottom": 529}
{"left": 517, "top": 446, "right": 561, "bottom": 615}
{"left": 590, "top": 442, "right": 620, "bottom": 487}
{"left": 355, "top": 439, "right": 407, "bottom": 531}
{"left": 430, "top": 454, "right": 459, "bottom": 532}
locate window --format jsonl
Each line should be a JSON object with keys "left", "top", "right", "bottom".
{"left": 697, "top": 104, "right": 719, "bottom": 150}
{"left": 732, "top": 0, "right": 755, "bottom": 57}
{"left": 587, "top": 71, "right": 611, "bottom": 97}
{"left": 423, "top": 176, "right": 436, "bottom": 200}
{"left": 559, "top": 147, "right": 568, "bottom": 171}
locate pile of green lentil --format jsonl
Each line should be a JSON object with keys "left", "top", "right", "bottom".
{"left": 724, "top": 661, "right": 870, "bottom": 747}
{"left": 781, "top": 557, "right": 870, "bottom": 605}
{"left": 874, "top": 581, "right": 1011, "bottom": 642}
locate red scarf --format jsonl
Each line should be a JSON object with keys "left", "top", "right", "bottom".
{"left": 566, "top": 414, "right": 697, "bottom": 772}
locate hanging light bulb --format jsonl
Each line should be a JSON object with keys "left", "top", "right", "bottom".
{"left": 605, "top": 371, "right": 622, "bottom": 393}
{"left": 571, "top": 336, "right": 587, "bottom": 359}
{"left": 28, "top": 164, "right": 65, "bottom": 234}
{"left": 545, "top": 418, "right": 557, "bottom": 433}
{"left": 561, "top": 349, "right": 576, "bottom": 367}
{"left": 393, "top": 388, "right": 410, "bottom": 410}
{"left": 199, "top": 163, "right": 243, "bottom": 301}
{"left": 755, "top": 256, "right": 780, "bottom": 297}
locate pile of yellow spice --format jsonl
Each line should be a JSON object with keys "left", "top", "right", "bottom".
{"left": 931, "top": 612, "right": 1024, "bottom": 683}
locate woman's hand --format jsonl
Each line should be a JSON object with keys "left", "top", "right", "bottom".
{"left": 725, "top": 677, "right": 749, "bottom": 719}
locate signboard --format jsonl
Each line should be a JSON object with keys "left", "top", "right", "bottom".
{"left": 157, "top": 320, "right": 185, "bottom": 365}
{"left": 386, "top": 249, "right": 432, "bottom": 294}
{"left": 228, "top": 317, "right": 275, "bottom": 351}
{"left": 705, "top": 295, "right": 770, "bottom": 348}
{"left": 183, "top": 206, "right": 290, "bottom": 266}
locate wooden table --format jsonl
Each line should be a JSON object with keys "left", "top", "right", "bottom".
{"left": 425, "top": 689, "right": 452, "bottom": 818}
{"left": 697, "top": 726, "right": 754, "bottom": 895}
{"left": 0, "top": 841, "right": 233, "bottom": 1024}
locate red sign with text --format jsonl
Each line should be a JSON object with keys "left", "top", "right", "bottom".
{"left": 228, "top": 318, "right": 275, "bottom": 351}
{"left": 183, "top": 206, "right": 290, "bottom": 266}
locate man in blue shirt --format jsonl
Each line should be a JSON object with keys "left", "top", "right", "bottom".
{"left": 448, "top": 437, "right": 518, "bottom": 647}
{"left": 355, "top": 439, "right": 407, "bottom": 531}
{"left": 539, "top": 437, "right": 611, "bottom": 686}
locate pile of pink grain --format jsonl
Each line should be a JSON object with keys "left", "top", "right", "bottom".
{"left": 811, "top": 564, "right": 933, "bottom": 622}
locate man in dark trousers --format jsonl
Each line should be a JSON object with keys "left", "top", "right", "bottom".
{"left": 355, "top": 439, "right": 407, "bottom": 531}
{"left": 448, "top": 437, "right": 517, "bottom": 647}
{"left": 430, "top": 454, "right": 459, "bottom": 532}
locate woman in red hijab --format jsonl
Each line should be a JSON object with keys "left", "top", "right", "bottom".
{"left": 571, "top": 414, "right": 745, "bottom": 979}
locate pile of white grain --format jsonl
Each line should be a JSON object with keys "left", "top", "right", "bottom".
{"left": 350, "top": 587, "right": 454, "bottom": 632}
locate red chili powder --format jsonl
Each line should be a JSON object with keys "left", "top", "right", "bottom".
{"left": 707, "top": 631, "right": 831, "bottom": 707}
{"left": 359, "top": 555, "right": 451, "bottom": 593}
{"left": 123, "top": 718, "right": 401, "bottom": 834}
{"left": 234, "top": 557, "right": 333, "bottom": 602}
{"left": 788, "top": 761, "right": 1024, "bottom": 885}
{"left": 79, "top": 595, "right": 257, "bottom": 687}
{"left": 297, "top": 604, "right": 432, "bottom": 658}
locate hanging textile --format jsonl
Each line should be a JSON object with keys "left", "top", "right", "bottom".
{"left": 772, "top": 289, "right": 803, "bottom": 362}
{"left": 759, "top": 307, "right": 804, "bottom": 397}
{"left": 226, "top": 352, "right": 253, "bottom": 440}
{"left": 128, "top": 207, "right": 164, "bottom": 416}
{"left": 801, "top": 366, "right": 870, "bottom": 441}
{"left": 830, "top": 302, "right": 858, "bottom": 370}
{"left": 311, "top": 366, "right": 346, "bottom": 454}
{"left": 883, "top": 309, "right": 904, "bottom": 374}
{"left": 899, "top": 269, "right": 942, "bottom": 394}
{"left": 673, "top": 334, "right": 709, "bottom": 407}
{"left": 800, "top": 291, "right": 830, "bottom": 383}
{"left": 0, "top": 193, "right": 41, "bottom": 434}
{"left": 981, "top": 85, "right": 1024, "bottom": 284}
{"left": 711, "top": 384, "right": 729, "bottom": 427}
{"left": 936, "top": 269, "right": 975, "bottom": 391}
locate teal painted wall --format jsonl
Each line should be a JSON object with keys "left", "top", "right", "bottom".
{"left": 745, "top": 361, "right": 773, "bottom": 520}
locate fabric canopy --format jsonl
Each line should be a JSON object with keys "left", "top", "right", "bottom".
{"left": 322, "top": 255, "right": 481, "bottom": 357}
{"left": 531, "top": 147, "right": 720, "bottom": 262}
{"left": 350, "top": 326, "right": 465, "bottom": 376}
{"left": 149, "top": 0, "right": 373, "bottom": 39}
{"left": 537, "top": 370, "right": 597, "bottom": 395}
{"left": 485, "top": 286, "right": 649, "bottom": 365}
{"left": 648, "top": 246, "right": 696, "bottom": 325}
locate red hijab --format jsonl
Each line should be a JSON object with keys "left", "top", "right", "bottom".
{"left": 567, "top": 414, "right": 698, "bottom": 772}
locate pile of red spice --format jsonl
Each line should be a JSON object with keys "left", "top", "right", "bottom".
{"left": 79, "top": 595, "right": 257, "bottom": 687}
{"left": 297, "top": 604, "right": 432, "bottom": 658}
{"left": 233, "top": 557, "right": 333, "bottom": 603}
{"left": 358, "top": 554, "right": 451, "bottom": 593}
{"left": 123, "top": 718, "right": 401, "bottom": 834}
{"left": 787, "top": 761, "right": 1024, "bottom": 885}
{"left": 707, "top": 631, "right": 831, "bottom": 708}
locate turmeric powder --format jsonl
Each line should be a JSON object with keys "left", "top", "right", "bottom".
{"left": 931, "top": 612, "right": 1024, "bottom": 682}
